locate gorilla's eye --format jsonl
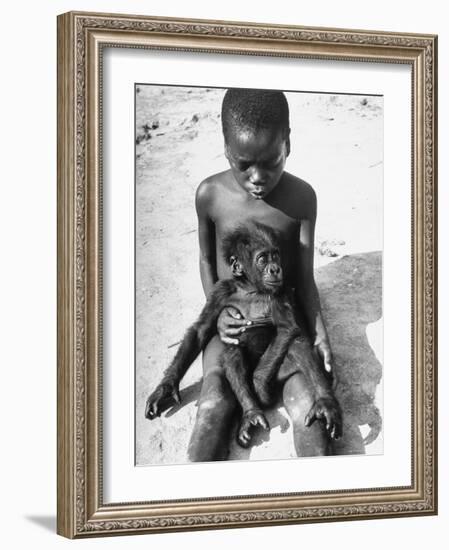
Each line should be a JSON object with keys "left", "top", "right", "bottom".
{"left": 256, "top": 254, "right": 267, "bottom": 268}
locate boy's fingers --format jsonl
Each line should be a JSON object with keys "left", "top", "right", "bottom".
{"left": 331, "top": 373, "right": 339, "bottom": 391}
{"left": 315, "top": 342, "right": 334, "bottom": 373}
{"left": 226, "top": 307, "right": 242, "bottom": 320}
{"left": 324, "top": 410, "right": 332, "bottom": 430}
{"left": 225, "top": 327, "right": 245, "bottom": 336}
{"left": 226, "top": 318, "right": 249, "bottom": 328}
{"left": 221, "top": 336, "right": 240, "bottom": 346}
{"left": 323, "top": 353, "right": 335, "bottom": 374}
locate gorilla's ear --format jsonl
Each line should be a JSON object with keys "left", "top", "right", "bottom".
{"left": 230, "top": 255, "right": 244, "bottom": 278}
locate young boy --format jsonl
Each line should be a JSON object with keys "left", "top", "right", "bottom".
{"left": 187, "top": 88, "right": 336, "bottom": 461}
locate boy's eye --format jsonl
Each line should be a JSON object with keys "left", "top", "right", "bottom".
{"left": 234, "top": 154, "right": 282, "bottom": 172}
{"left": 262, "top": 157, "right": 281, "bottom": 170}
{"left": 236, "top": 158, "right": 281, "bottom": 172}
{"left": 237, "top": 162, "right": 251, "bottom": 172}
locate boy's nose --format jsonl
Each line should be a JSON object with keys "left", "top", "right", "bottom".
{"left": 248, "top": 166, "right": 266, "bottom": 185}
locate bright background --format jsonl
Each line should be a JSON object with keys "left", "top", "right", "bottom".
{"left": 0, "top": 0, "right": 446, "bottom": 548}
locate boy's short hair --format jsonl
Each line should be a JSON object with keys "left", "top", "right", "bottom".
{"left": 221, "top": 88, "right": 290, "bottom": 142}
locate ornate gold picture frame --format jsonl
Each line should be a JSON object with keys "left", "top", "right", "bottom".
{"left": 57, "top": 11, "right": 437, "bottom": 538}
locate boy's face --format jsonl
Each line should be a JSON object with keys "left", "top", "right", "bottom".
{"left": 225, "top": 127, "right": 290, "bottom": 200}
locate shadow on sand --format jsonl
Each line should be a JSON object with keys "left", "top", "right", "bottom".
{"left": 317, "top": 251, "right": 383, "bottom": 455}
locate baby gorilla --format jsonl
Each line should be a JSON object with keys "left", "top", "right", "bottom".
{"left": 145, "top": 222, "right": 342, "bottom": 448}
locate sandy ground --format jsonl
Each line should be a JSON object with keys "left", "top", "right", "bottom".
{"left": 135, "top": 86, "right": 383, "bottom": 465}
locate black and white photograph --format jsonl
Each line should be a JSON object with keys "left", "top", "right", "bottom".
{"left": 2, "top": 0, "right": 443, "bottom": 544}
{"left": 135, "top": 84, "right": 384, "bottom": 466}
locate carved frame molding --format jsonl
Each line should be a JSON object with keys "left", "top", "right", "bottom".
{"left": 57, "top": 11, "right": 437, "bottom": 538}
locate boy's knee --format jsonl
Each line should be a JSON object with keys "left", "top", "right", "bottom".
{"left": 199, "top": 370, "right": 235, "bottom": 415}
{"left": 203, "top": 366, "right": 227, "bottom": 390}
{"left": 197, "top": 396, "right": 236, "bottom": 422}
{"left": 283, "top": 374, "right": 315, "bottom": 417}
{"left": 198, "top": 395, "right": 233, "bottom": 415}
{"left": 285, "top": 394, "right": 314, "bottom": 419}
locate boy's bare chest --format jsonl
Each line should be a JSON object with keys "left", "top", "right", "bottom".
{"left": 212, "top": 185, "right": 301, "bottom": 281}
{"left": 214, "top": 198, "right": 298, "bottom": 240}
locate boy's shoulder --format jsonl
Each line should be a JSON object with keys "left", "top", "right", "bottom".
{"left": 195, "top": 170, "right": 232, "bottom": 206}
{"left": 278, "top": 172, "right": 317, "bottom": 220}
{"left": 197, "top": 170, "right": 231, "bottom": 192}
{"left": 282, "top": 172, "right": 316, "bottom": 198}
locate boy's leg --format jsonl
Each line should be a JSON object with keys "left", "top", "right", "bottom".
{"left": 282, "top": 373, "right": 330, "bottom": 456}
{"left": 279, "top": 339, "right": 330, "bottom": 457}
{"left": 187, "top": 335, "right": 237, "bottom": 461}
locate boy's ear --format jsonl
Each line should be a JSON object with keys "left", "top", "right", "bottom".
{"left": 230, "top": 255, "right": 244, "bottom": 278}
{"left": 224, "top": 141, "right": 230, "bottom": 161}
{"left": 284, "top": 128, "right": 291, "bottom": 157}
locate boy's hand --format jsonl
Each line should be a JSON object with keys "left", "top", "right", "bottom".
{"left": 314, "top": 339, "right": 337, "bottom": 389}
{"left": 217, "top": 306, "right": 250, "bottom": 345}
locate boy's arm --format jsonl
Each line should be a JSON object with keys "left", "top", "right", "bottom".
{"left": 195, "top": 181, "right": 217, "bottom": 297}
{"left": 295, "top": 189, "right": 334, "bottom": 376}
{"left": 195, "top": 180, "right": 249, "bottom": 344}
